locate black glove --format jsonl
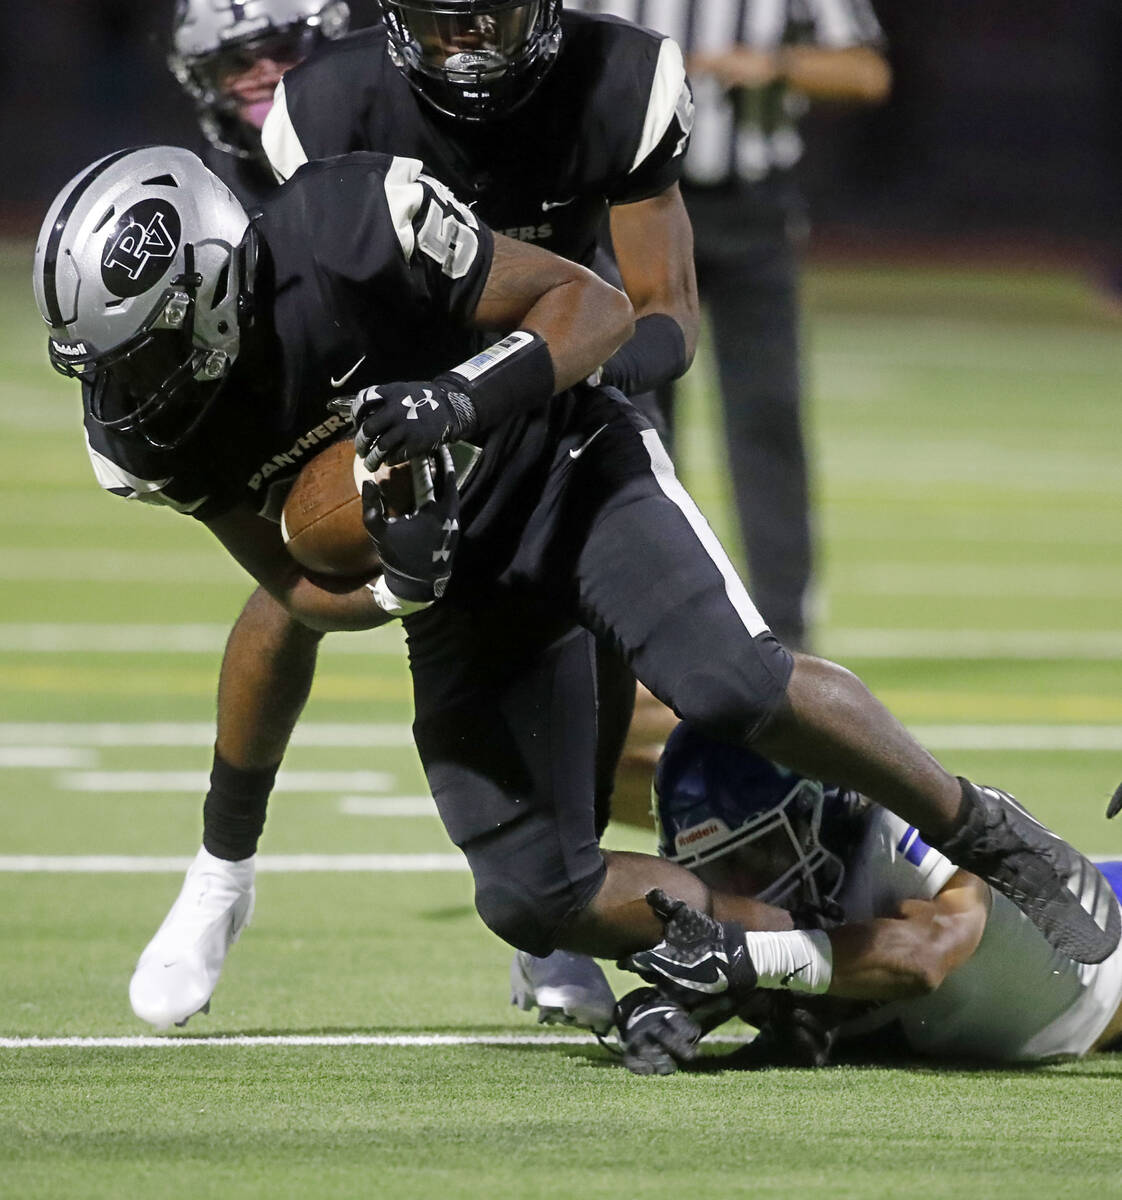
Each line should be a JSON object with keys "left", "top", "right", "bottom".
{"left": 620, "top": 889, "right": 758, "bottom": 1016}
{"left": 353, "top": 380, "right": 477, "bottom": 469}
{"left": 361, "top": 448, "right": 460, "bottom": 606}
{"left": 614, "top": 987, "right": 702, "bottom": 1076}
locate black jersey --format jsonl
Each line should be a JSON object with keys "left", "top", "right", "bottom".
{"left": 262, "top": 11, "right": 693, "bottom": 270}
{"left": 83, "top": 153, "right": 494, "bottom": 524}
{"left": 202, "top": 144, "right": 277, "bottom": 210}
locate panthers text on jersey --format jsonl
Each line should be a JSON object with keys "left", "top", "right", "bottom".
{"left": 835, "top": 808, "right": 1122, "bottom": 1061}
{"left": 83, "top": 153, "right": 496, "bottom": 524}
{"left": 261, "top": 11, "right": 693, "bottom": 269}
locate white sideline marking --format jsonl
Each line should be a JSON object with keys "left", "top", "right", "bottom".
{"left": 59, "top": 770, "right": 395, "bottom": 793}
{"left": 0, "top": 854, "right": 467, "bottom": 873}
{"left": 0, "top": 1033, "right": 752, "bottom": 1050}
{"left": 340, "top": 795, "right": 437, "bottom": 817}
{"left": 0, "top": 723, "right": 412, "bottom": 748}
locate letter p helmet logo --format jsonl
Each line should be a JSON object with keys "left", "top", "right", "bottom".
{"left": 101, "top": 201, "right": 182, "bottom": 298}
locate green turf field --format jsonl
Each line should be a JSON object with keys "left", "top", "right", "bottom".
{"left": 2, "top": 239, "right": 1122, "bottom": 1197}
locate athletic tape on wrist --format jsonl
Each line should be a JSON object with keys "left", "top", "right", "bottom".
{"left": 366, "top": 577, "right": 432, "bottom": 617}
{"left": 743, "top": 928, "right": 833, "bottom": 994}
{"left": 441, "top": 329, "right": 555, "bottom": 434}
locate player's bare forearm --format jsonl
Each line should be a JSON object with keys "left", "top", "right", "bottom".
{"left": 610, "top": 185, "right": 700, "bottom": 364}
{"left": 824, "top": 871, "right": 990, "bottom": 1000}
{"left": 778, "top": 46, "right": 891, "bottom": 103}
{"left": 472, "top": 234, "right": 635, "bottom": 390}
{"left": 206, "top": 507, "right": 393, "bottom": 633}
{"left": 690, "top": 45, "right": 890, "bottom": 104}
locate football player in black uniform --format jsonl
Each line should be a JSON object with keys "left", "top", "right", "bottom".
{"left": 34, "top": 144, "right": 1121, "bottom": 1034}
{"left": 145, "top": 0, "right": 701, "bottom": 1032}
{"left": 170, "top": 0, "right": 352, "bottom": 208}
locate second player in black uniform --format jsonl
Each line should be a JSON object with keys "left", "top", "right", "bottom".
{"left": 35, "top": 145, "right": 1121, "bottom": 1033}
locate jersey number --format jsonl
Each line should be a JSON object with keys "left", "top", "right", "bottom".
{"left": 415, "top": 176, "right": 480, "bottom": 281}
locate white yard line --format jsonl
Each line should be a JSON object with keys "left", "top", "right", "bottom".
{"left": 0, "top": 723, "right": 413, "bottom": 747}
{"left": 2, "top": 722, "right": 1121, "bottom": 754}
{"left": 3, "top": 624, "right": 1122, "bottom": 659}
{"left": 0, "top": 623, "right": 403, "bottom": 655}
{"left": 58, "top": 770, "right": 395, "bottom": 793}
{"left": 0, "top": 1032, "right": 751, "bottom": 1049}
{"left": 339, "top": 796, "right": 438, "bottom": 816}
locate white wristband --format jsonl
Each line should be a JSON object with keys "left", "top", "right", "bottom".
{"left": 742, "top": 929, "right": 833, "bottom": 994}
{"left": 366, "top": 577, "right": 432, "bottom": 617}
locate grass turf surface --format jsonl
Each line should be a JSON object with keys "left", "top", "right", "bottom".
{"left": 2, "top": 240, "right": 1122, "bottom": 1195}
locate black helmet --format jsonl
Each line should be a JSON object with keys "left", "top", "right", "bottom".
{"left": 376, "top": 0, "right": 562, "bottom": 121}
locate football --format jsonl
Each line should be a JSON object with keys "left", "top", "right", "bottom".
{"left": 280, "top": 439, "right": 383, "bottom": 577}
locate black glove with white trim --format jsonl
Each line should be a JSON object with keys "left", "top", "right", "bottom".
{"left": 620, "top": 889, "right": 758, "bottom": 1016}
{"left": 361, "top": 448, "right": 460, "bottom": 607}
{"left": 354, "top": 381, "right": 477, "bottom": 469}
{"left": 614, "top": 987, "right": 702, "bottom": 1076}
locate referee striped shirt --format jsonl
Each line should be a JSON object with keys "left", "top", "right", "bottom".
{"left": 568, "top": 0, "right": 884, "bottom": 185}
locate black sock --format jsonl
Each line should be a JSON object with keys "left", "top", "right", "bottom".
{"left": 202, "top": 750, "right": 278, "bottom": 861}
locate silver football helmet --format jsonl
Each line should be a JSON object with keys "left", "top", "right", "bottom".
{"left": 170, "top": 0, "right": 350, "bottom": 158}
{"left": 33, "top": 146, "right": 253, "bottom": 449}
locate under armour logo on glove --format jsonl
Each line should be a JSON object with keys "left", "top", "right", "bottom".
{"left": 433, "top": 518, "right": 458, "bottom": 564}
{"left": 402, "top": 390, "right": 440, "bottom": 420}
{"left": 361, "top": 447, "right": 461, "bottom": 607}
{"left": 621, "top": 889, "right": 758, "bottom": 1014}
{"left": 354, "top": 380, "right": 477, "bottom": 469}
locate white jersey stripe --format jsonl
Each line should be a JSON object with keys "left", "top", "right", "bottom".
{"left": 381, "top": 156, "right": 426, "bottom": 262}
{"left": 260, "top": 79, "right": 308, "bottom": 183}
{"left": 629, "top": 36, "right": 688, "bottom": 172}
{"left": 640, "top": 430, "right": 768, "bottom": 637}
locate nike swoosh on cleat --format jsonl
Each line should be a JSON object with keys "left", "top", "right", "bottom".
{"left": 330, "top": 355, "right": 366, "bottom": 388}
{"left": 569, "top": 424, "right": 609, "bottom": 460}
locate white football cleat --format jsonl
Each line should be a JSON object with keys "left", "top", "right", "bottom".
{"left": 510, "top": 949, "right": 616, "bottom": 1035}
{"left": 129, "top": 846, "right": 255, "bottom": 1030}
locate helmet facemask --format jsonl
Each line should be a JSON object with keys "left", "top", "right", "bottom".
{"left": 378, "top": 0, "right": 561, "bottom": 120}
{"left": 35, "top": 147, "right": 254, "bottom": 452}
{"left": 169, "top": 0, "right": 351, "bottom": 159}
{"left": 654, "top": 726, "right": 848, "bottom": 917}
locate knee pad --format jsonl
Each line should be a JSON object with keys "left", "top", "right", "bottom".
{"left": 672, "top": 632, "right": 793, "bottom": 743}
{"left": 468, "top": 828, "right": 607, "bottom": 957}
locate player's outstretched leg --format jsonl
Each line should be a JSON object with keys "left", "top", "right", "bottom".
{"left": 754, "top": 655, "right": 1121, "bottom": 964}
{"left": 509, "top": 949, "right": 617, "bottom": 1034}
{"left": 936, "top": 780, "right": 1121, "bottom": 963}
{"left": 128, "top": 847, "right": 255, "bottom": 1029}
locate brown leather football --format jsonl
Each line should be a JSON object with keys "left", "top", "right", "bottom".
{"left": 280, "top": 439, "right": 382, "bottom": 577}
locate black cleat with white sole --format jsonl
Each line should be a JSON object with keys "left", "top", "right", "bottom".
{"left": 932, "top": 779, "right": 1120, "bottom": 965}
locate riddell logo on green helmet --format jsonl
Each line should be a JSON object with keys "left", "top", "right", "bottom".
{"left": 101, "top": 201, "right": 182, "bottom": 298}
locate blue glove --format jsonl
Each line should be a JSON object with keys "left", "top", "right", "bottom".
{"left": 361, "top": 448, "right": 460, "bottom": 607}
{"left": 354, "top": 380, "right": 477, "bottom": 470}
